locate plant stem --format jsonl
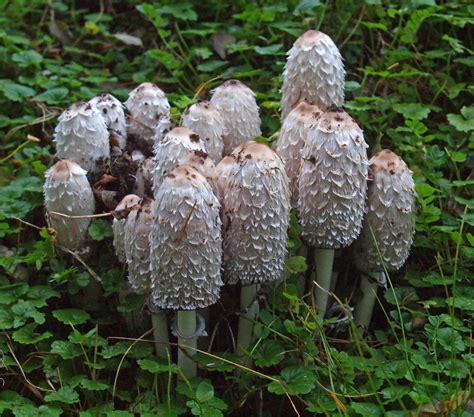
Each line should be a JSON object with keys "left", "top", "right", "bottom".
{"left": 354, "top": 272, "right": 382, "bottom": 332}
{"left": 236, "top": 284, "right": 259, "bottom": 366}
{"left": 151, "top": 310, "right": 170, "bottom": 359}
{"left": 313, "top": 248, "right": 335, "bottom": 314}
{"left": 177, "top": 310, "right": 197, "bottom": 379}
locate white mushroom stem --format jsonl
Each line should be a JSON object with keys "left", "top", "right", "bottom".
{"left": 151, "top": 310, "right": 170, "bottom": 359}
{"left": 313, "top": 248, "right": 335, "bottom": 314}
{"left": 236, "top": 284, "right": 259, "bottom": 366}
{"left": 177, "top": 311, "right": 197, "bottom": 379}
{"left": 354, "top": 272, "right": 383, "bottom": 332}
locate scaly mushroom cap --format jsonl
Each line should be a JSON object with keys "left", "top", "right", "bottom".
{"left": 216, "top": 141, "right": 290, "bottom": 285}
{"left": 210, "top": 80, "right": 261, "bottom": 155}
{"left": 43, "top": 160, "right": 95, "bottom": 250}
{"left": 133, "top": 157, "right": 154, "bottom": 198}
{"left": 281, "top": 30, "right": 345, "bottom": 119}
{"left": 152, "top": 127, "right": 207, "bottom": 192}
{"left": 150, "top": 165, "right": 223, "bottom": 310}
{"left": 275, "top": 101, "right": 323, "bottom": 205}
{"left": 112, "top": 194, "right": 141, "bottom": 263}
{"left": 89, "top": 93, "right": 127, "bottom": 150}
{"left": 54, "top": 101, "right": 110, "bottom": 174}
{"left": 297, "top": 110, "right": 368, "bottom": 249}
{"left": 183, "top": 101, "right": 226, "bottom": 162}
{"left": 124, "top": 198, "right": 153, "bottom": 293}
{"left": 354, "top": 149, "right": 416, "bottom": 273}
{"left": 178, "top": 150, "right": 218, "bottom": 193}
{"left": 124, "top": 82, "right": 172, "bottom": 145}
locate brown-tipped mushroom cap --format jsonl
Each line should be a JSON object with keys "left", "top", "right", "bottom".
{"left": 54, "top": 101, "right": 109, "bottom": 174}
{"left": 276, "top": 101, "right": 323, "bottom": 205}
{"left": 210, "top": 80, "right": 261, "bottom": 155}
{"left": 297, "top": 110, "right": 368, "bottom": 249}
{"left": 112, "top": 194, "right": 141, "bottom": 263}
{"left": 281, "top": 30, "right": 345, "bottom": 119}
{"left": 124, "top": 198, "right": 153, "bottom": 294}
{"left": 150, "top": 165, "right": 223, "bottom": 310}
{"left": 152, "top": 127, "right": 207, "bottom": 193}
{"left": 43, "top": 160, "right": 95, "bottom": 250}
{"left": 353, "top": 149, "right": 416, "bottom": 273}
{"left": 182, "top": 101, "right": 226, "bottom": 162}
{"left": 216, "top": 141, "right": 290, "bottom": 285}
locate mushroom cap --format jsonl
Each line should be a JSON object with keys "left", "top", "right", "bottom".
{"left": 54, "top": 101, "right": 110, "bottom": 173}
{"left": 124, "top": 198, "right": 153, "bottom": 293}
{"left": 216, "top": 141, "right": 290, "bottom": 285}
{"left": 152, "top": 127, "right": 207, "bottom": 193}
{"left": 297, "top": 110, "right": 368, "bottom": 249}
{"left": 124, "top": 82, "right": 171, "bottom": 144}
{"left": 353, "top": 149, "right": 416, "bottom": 273}
{"left": 150, "top": 165, "right": 223, "bottom": 310}
{"left": 182, "top": 101, "right": 226, "bottom": 161}
{"left": 112, "top": 194, "right": 141, "bottom": 263}
{"left": 275, "top": 101, "right": 323, "bottom": 205}
{"left": 89, "top": 93, "right": 127, "bottom": 149}
{"left": 43, "top": 160, "right": 95, "bottom": 250}
{"left": 210, "top": 80, "right": 261, "bottom": 155}
{"left": 281, "top": 30, "right": 345, "bottom": 119}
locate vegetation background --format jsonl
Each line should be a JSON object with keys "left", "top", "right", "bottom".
{"left": 0, "top": 0, "right": 472, "bottom": 416}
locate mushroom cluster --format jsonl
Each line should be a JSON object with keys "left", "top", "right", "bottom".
{"left": 43, "top": 29, "right": 415, "bottom": 380}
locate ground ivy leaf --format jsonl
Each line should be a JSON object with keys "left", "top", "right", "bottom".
{"left": 196, "top": 381, "right": 214, "bottom": 402}
{"left": 88, "top": 219, "right": 113, "bottom": 241}
{"left": 352, "top": 402, "right": 383, "bottom": 416}
{"left": 80, "top": 379, "right": 109, "bottom": 391}
{"left": 50, "top": 340, "right": 83, "bottom": 359}
{"left": 53, "top": 309, "right": 90, "bottom": 325}
{"left": 44, "top": 387, "right": 79, "bottom": 404}
{"left": 268, "top": 366, "right": 315, "bottom": 395}
{"left": 285, "top": 255, "right": 308, "bottom": 273}
{"left": 254, "top": 339, "right": 284, "bottom": 367}
{"left": 12, "top": 323, "right": 52, "bottom": 345}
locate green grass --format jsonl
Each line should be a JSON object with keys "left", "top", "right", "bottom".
{"left": 0, "top": 1, "right": 472, "bottom": 416}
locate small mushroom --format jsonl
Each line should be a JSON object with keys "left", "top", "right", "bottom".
{"left": 353, "top": 149, "right": 416, "bottom": 331}
{"left": 54, "top": 101, "right": 110, "bottom": 176}
{"left": 210, "top": 80, "right": 261, "bottom": 155}
{"left": 281, "top": 30, "right": 345, "bottom": 119}
{"left": 275, "top": 101, "right": 322, "bottom": 205}
{"left": 89, "top": 93, "right": 127, "bottom": 150}
{"left": 216, "top": 141, "right": 290, "bottom": 363}
{"left": 152, "top": 127, "right": 207, "bottom": 192}
{"left": 150, "top": 165, "right": 223, "bottom": 378}
{"left": 183, "top": 101, "right": 226, "bottom": 162}
{"left": 112, "top": 194, "right": 141, "bottom": 263}
{"left": 297, "top": 110, "right": 368, "bottom": 313}
{"left": 43, "top": 160, "right": 95, "bottom": 251}
{"left": 125, "top": 82, "right": 172, "bottom": 150}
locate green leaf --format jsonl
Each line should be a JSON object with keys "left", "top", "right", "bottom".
{"left": 440, "top": 358, "right": 469, "bottom": 378}
{"left": 447, "top": 106, "right": 474, "bottom": 132}
{"left": 352, "top": 402, "right": 382, "bottom": 416}
{"left": 254, "top": 44, "right": 283, "bottom": 55}
{"left": 50, "top": 340, "right": 83, "bottom": 359}
{"left": 88, "top": 219, "right": 113, "bottom": 241}
{"left": 196, "top": 381, "right": 214, "bottom": 402}
{"left": 12, "top": 50, "right": 43, "bottom": 67}
{"left": 80, "top": 379, "right": 109, "bottom": 391}
{"left": 285, "top": 256, "right": 308, "bottom": 273}
{"left": 0, "top": 79, "right": 36, "bottom": 102}
{"left": 52, "top": 309, "right": 91, "bottom": 325}
{"left": 393, "top": 103, "right": 432, "bottom": 120}
{"left": 44, "top": 387, "right": 79, "bottom": 404}
{"left": 35, "top": 88, "right": 69, "bottom": 105}
{"left": 268, "top": 366, "right": 315, "bottom": 395}
{"left": 159, "top": 3, "right": 197, "bottom": 21}
{"left": 138, "top": 358, "right": 178, "bottom": 374}
{"left": 436, "top": 328, "right": 466, "bottom": 352}
{"left": 12, "top": 323, "right": 52, "bottom": 344}
{"left": 382, "top": 385, "right": 411, "bottom": 404}
{"left": 11, "top": 300, "right": 45, "bottom": 326}
{"left": 293, "top": 0, "right": 322, "bottom": 16}
{"left": 0, "top": 283, "right": 29, "bottom": 304}
{"left": 197, "top": 60, "right": 227, "bottom": 72}
{"left": 254, "top": 339, "right": 285, "bottom": 367}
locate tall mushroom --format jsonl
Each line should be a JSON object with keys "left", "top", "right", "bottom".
{"left": 297, "top": 110, "right": 368, "bottom": 314}
{"left": 210, "top": 80, "right": 261, "bottom": 155}
{"left": 112, "top": 194, "right": 141, "bottom": 263}
{"left": 353, "top": 149, "right": 416, "bottom": 331}
{"left": 182, "top": 101, "right": 226, "bottom": 162}
{"left": 152, "top": 127, "right": 207, "bottom": 192}
{"left": 216, "top": 142, "right": 290, "bottom": 364}
{"left": 54, "top": 101, "right": 110, "bottom": 176}
{"left": 281, "top": 30, "right": 345, "bottom": 119}
{"left": 125, "top": 82, "right": 172, "bottom": 151}
{"left": 89, "top": 93, "right": 127, "bottom": 151}
{"left": 43, "top": 160, "right": 95, "bottom": 251}
{"left": 275, "top": 101, "right": 322, "bottom": 205}
{"left": 150, "top": 165, "right": 223, "bottom": 378}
